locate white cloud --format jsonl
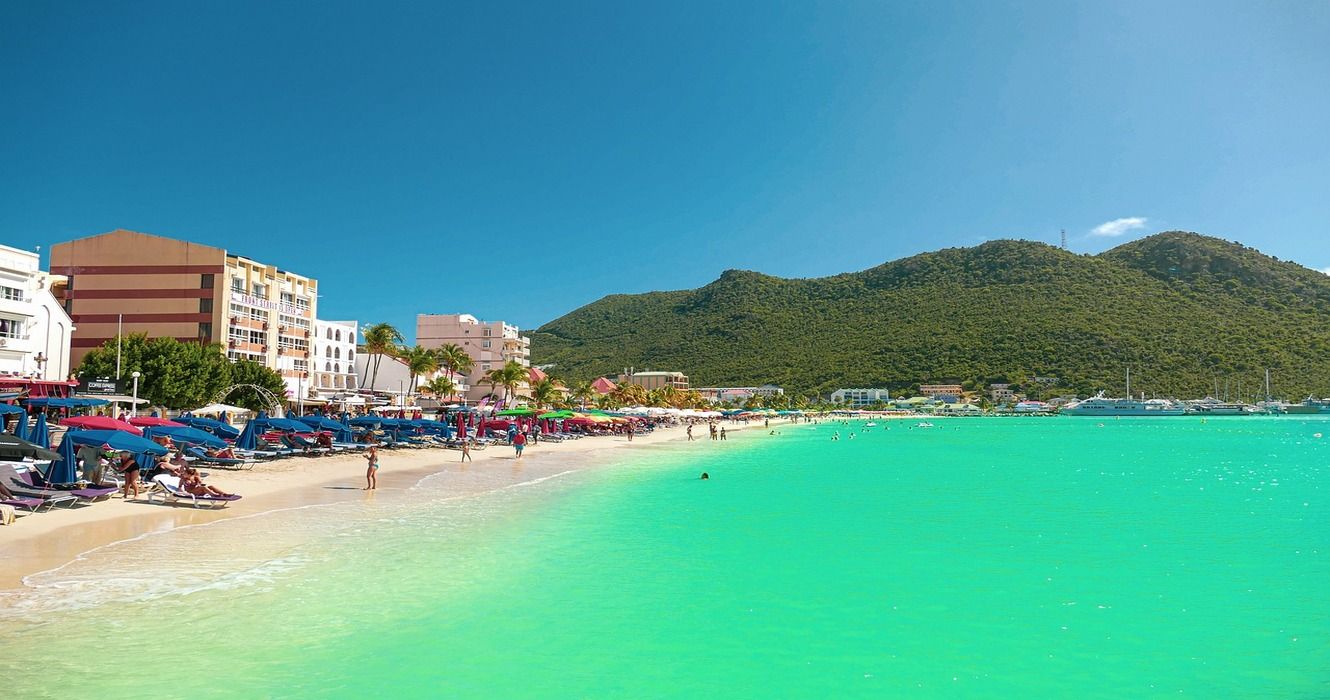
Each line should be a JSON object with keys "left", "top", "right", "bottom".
{"left": 1090, "top": 217, "right": 1149, "bottom": 237}
{"left": 1320, "top": 267, "right": 1330, "bottom": 276}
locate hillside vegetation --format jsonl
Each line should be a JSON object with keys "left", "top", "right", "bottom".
{"left": 531, "top": 232, "right": 1330, "bottom": 399}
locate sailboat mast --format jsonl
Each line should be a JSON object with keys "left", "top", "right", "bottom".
{"left": 1126, "top": 367, "right": 1131, "bottom": 399}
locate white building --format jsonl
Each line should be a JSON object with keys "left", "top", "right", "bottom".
{"left": 830, "top": 388, "right": 891, "bottom": 408}
{"left": 696, "top": 385, "right": 784, "bottom": 403}
{"left": 311, "top": 320, "right": 359, "bottom": 402}
{"left": 353, "top": 353, "right": 468, "bottom": 407}
{"left": 0, "top": 244, "right": 74, "bottom": 381}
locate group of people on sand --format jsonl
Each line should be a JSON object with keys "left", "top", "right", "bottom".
{"left": 685, "top": 421, "right": 726, "bottom": 442}
{"left": 70, "top": 439, "right": 237, "bottom": 501}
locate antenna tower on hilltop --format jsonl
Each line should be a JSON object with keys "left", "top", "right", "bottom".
{"left": 1060, "top": 229, "right": 1067, "bottom": 250}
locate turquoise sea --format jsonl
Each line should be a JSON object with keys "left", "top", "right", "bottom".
{"left": 1, "top": 417, "right": 1327, "bottom": 698}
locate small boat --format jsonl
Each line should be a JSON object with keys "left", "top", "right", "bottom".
{"left": 864, "top": 422, "right": 878, "bottom": 427}
{"left": 915, "top": 422, "right": 934, "bottom": 428}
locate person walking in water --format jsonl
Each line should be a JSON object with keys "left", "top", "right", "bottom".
{"left": 687, "top": 424, "right": 694, "bottom": 441}
{"left": 364, "top": 445, "right": 379, "bottom": 490}
{"left": 513, "top": 430, "right": 527, "bottom": 458}
{"left": 720, "top": 427, "right": 727, "bottom": 441}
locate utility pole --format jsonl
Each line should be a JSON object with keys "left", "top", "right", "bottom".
{"left": 1060, "top": 229, "right": 1067, "bottom": 250}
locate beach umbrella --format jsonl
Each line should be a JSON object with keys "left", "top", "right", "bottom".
{"left": 12, "top": 412, "right": 29, "bottom": 441}
{"left": 61, "top": 416, "right": 144, "bottom": 435}
{"left": 53, "top": 429, "right": 170, "bottom": 484}
{"left": 0, "top": 404, "right": 23, "bottom": 415}
{"left": 173, "top": 416, "right": 241, "bottom": 440}
{"left": 129, "top": 416, "right": 187, "bottom": 428}
{"left": 142, "top": 425, "right": 227, "bottom": 449}
{"left": 31, "top": 413, "right": 50, "bottom": 449}
{"left": 235, "top": 419, "right": 259, "bottom": 451}
{"left": 0, "top": 433, "right": 60, "bottom": 461}
{"left": 496, "top": 407, "right": 535, "bottom": 417}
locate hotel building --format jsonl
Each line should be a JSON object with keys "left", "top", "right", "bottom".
{"left": 918, "top": 384, "right": 965, "bottom": 401}
{"left": 49, "top": 229, "right": 318, "bottom": 398}
{"left": 416, "top": 313, "right": 530, "bottom": 402}
{"left": 0, "top": 244, "right": 75, "bottom": 382}
{"left": 695, "top": 385, "right": 783, "bottom": 404}
{"left": 617, "top": 370, "right": 689, "bottom": 391}
{"left": 830, "top": 388, "right": 891, "bottom": 407}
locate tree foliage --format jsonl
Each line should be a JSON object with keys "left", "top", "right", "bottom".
{"left": 77, "top": 334, "right": 284, "bottom": 410}
{"left": 532, "top": 232, "right": 1330, "bottom": 400}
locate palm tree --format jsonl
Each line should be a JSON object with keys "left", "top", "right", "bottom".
{"left": 361, "top": 322, "right": 403, "bottom": 391}
{"left": 569, "top": 380, "right": 594, "bottom": 411}
{"left": 529, "top": 378, "right": 559, "bottom": 409}
{"left": 496, "top": 360, "right": 527, "bottom": 405}
{"left": 422, "top": 375, "right": 458, "bottom": 404}
{"left": 611, "top": 382, "right": 647, "bottom": 407}
{"left": 481, "top": 368, "right": 503, "bottom": 403}
{"left": 402, "top": 345, "right": 440, "bottom": 394}
{"left": 434, "top": 343, "right": 474, "bottom": 382}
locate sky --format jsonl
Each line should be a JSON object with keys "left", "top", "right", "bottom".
{"left": 3, "top": 1, "right": 1328, "bottom": 339}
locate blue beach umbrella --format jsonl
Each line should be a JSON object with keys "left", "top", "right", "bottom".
{"left": 13, "top": 412, "right": 30, "bottom": 441}
{"left": 174, "top": 416, "right": 241, "bottom": 440}
{"left": 142, "top": 425, "right": 227, "bottom": 449}
{"left": 235, "top": 419, "right": 259, "bottom": 451}
{"left": 0, "top": 404, "right": 24, "bottom": 415}
{"left": 52, "top": 429, "right": 169, "bottom": 484}
{"left": 31, "top": 413, "right": 50, "bottom": 449}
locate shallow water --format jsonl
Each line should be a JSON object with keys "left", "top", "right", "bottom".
{"left": 1, "top": 418, "right": 1327, "bottom": 698}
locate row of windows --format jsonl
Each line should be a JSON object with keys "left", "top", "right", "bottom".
{"left": 278, "top": 337, "right": 309, "bottom": 352}
{"left": 229, "top": 328, "right": 266, "bottom": 345}
{"left": 279, "top": 314, "right": 311, "bottom": 330}
{"left": 229, "top": 303, "right": 269, "bottom": 322}
{"left": 227, "top": 349, "right": 263, "bottom": 363}
{"left": 321, "top": 346, "right": 354, "bottom": 360}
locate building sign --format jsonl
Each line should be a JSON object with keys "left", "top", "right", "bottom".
{"left": 78, "top": 377, "right": 123, "bottom": 395}
{"left": 231, "top": 290, "right": 305, "bottom": 317}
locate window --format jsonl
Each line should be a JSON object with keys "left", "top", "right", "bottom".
{"left": 1, "top": 286, "right": 24, "bottom": 302}
{"left": 325, "top": 346, "right": 332, "bottom": 357}
{"left": 200, "top": 274, "right": 214, "bottom": 289}
{"left": 252, "top": 282, "right": 266, "bottom": 297}
{"left": 334, "top": 347, "right": 340, "bottom": 359}
{"left": 198, "top": 323, "right": 212, "bottom": 341}
{"left": 482, "top": 329, "right": 491, "bottom": 336}
{"left": 229, "top": 303, "right": 268, "bottom": 323}
{"left": 348, "top": 349, "right": 354, "bottom": 361}
{"left": 0, "top": 317, "right": 24, "bottom": 339}
{"left": 335, "top": 330, "right": 341, "bottom": 342}
{"left": 325, "top": 362, "right": 332, "bottom": 372}
{"left": 482, "top": 340, "right": 491, "bottom": 349}
{"left": 231, "top": 277, "right": 245, "bottom": 292}
{"left": 199, "top": 298, "right": 213, "bottom": 314}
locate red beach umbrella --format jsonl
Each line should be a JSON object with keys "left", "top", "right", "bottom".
{"left": 61, "top": 416, "right": 145, "bottom": 435}
{"left": 128, "top": 416, "right": 186, "bottom": 428}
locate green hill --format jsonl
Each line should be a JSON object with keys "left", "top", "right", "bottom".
{"left": 531, "top": 232, "right": 1330, "bottom": 399}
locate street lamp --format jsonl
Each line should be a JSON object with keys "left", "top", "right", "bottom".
{"left": 130, "top": 371, "right": 141, "bottom": 417}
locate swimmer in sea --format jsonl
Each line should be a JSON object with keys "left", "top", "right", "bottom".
{"left": 700, "top": 472, "right": 709, "bottom": 480}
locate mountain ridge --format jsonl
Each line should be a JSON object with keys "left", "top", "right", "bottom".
{"left": 532, "top": 232, "right": 1330, "bottom": 398}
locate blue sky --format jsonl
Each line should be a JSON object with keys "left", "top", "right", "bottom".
{"left": 3, "top": 1, "right": 1327, "bottom": 338}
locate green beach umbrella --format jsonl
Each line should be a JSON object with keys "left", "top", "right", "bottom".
{"left": 496, "top": 407, "right": 536, "bottom": 417}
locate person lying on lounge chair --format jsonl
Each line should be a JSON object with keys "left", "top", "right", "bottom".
{"left": 207, "top": 446, "right": 238, "bottom": 460}
{"left": 316, "top": 432, "right": 333, "bottom": 449}
{"left": 180, "top": 468, "right": 236, "bottom": 498}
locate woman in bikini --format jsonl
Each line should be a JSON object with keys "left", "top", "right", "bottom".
{"left": 364, "top": 445, "right": 379, "bottom": 490}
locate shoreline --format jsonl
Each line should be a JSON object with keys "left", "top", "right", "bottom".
{"left": 0, "top": 421, "right": 778, "bottom": 590}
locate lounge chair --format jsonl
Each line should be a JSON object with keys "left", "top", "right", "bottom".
{"left": 148, "top": 475, "right": 241, "bottom": 508}
{"left": 0, "top": 474, "right": 80, "bottom": 509}
{"left": 2, "top": 494, "right": 49, "bottom": 513}
{"left": 25, "top": 465, "right": 117, "bottom": 501}
{"left": 183, "top": 446, "right": 256, "bottom": 470}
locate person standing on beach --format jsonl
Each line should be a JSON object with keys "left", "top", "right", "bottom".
{"left": 513, "top": 431, "right": 527, "bottom": 458}
{"left": 461, "top": 439, "right": 472, "bottom": 463}
{"left": 116, "top": 451, "right": 141, "bottom": 500}
{"left": 687, "top": 424, "right": 694, "bottom": 441}
{"left": 720, "top": 427, "right": 727, "bottom": 441}
{"left": 364, "top": 445, "right": 379, "bottom": 490}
